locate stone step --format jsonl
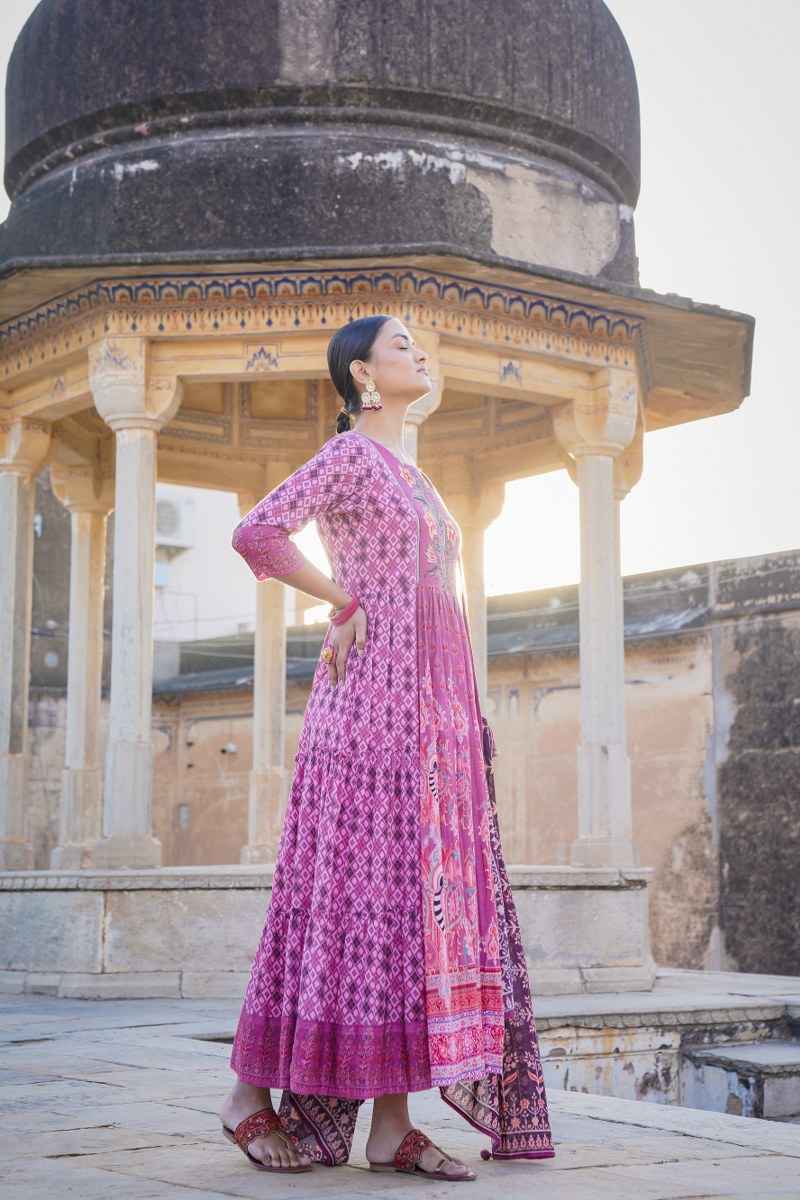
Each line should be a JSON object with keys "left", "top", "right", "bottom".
{"left": 680, "top": 1040, "right": 800, "bottom": 1120}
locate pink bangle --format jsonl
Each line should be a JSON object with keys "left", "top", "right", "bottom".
{"left": 329, "top": 595, "right": 360, "bottom": 626}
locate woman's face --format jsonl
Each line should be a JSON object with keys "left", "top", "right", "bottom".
{"left": 350, "top": 318, "right": 430, "bottom": 402}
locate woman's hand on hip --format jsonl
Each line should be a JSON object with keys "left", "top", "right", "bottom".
{"left": 326, "top": 606, "right": 367, "bottom": 689}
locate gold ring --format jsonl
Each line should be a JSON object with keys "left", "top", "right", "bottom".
{"left": 322, "top": 645, "right": 335, "bottom": 664}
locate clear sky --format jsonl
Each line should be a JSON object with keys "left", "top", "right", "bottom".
{"left": 486, "top": 0, "right": 800, "bottom": 593}
{"left": 1, "top": 1, "right": 797, "bottom": 598}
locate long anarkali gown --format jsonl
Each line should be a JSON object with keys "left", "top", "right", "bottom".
{"left": 230, "top": 429, "right": 554, "bottom": 1165}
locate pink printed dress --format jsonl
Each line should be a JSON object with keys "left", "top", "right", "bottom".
{"left": 230, "top": 429, "right": 554, "bottom": 1164}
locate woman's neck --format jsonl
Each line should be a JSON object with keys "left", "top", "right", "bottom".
{"left": 352, "top": 412, "right": 409, "bottom": 458}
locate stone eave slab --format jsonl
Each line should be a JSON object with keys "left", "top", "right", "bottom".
{"left": 0, "top": 250, "right": 754, "bottom": 434}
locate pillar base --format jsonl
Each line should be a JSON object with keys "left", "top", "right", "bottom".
{"left": 242, "top": 767, "right": 288, "bottom": 863}
{"left": 0, "top": 842, "right": 35, "bottom": 870}
{"left": 92, "top": 836, "right": 162, "bottom": 869}
{"left": 0, "top": 755, "right": 34, "bottom": 869}
{"left": 51, "top": 768, "right": 102, "bottom": 869}
{"left": 570, "top": 836, "right": 639, "bottom": 868}
{"left": 50, "top": 843, "right": 94, "bottom": 870}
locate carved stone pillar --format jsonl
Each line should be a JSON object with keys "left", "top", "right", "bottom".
{"left": 50, "top": 462, "right": 115, "bottom": 868}
{"left": 612, "top": 422, "right": 644, "bottom": 756}
{"left": 554, "top": 369, "right": 639, "bottom": 868}
{"left": 89, "top": 340, "right": 182, "bottom": 868}
{"left": 0, "top": 419, "right": 52, "bottom": 869}
{"left": 238, "top": 463, "right": 291, "bottom": 864}
{"left": 439, "top": 455, "right": 505, "bottom": 713}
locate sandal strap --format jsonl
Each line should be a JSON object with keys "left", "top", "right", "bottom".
{"left": 234, "top": 1107, "right": 288, "bottom": 1154}
{"left": 394, "top": 1128, "right": 433, "bottom": 1172}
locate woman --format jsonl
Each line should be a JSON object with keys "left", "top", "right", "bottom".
{"left": 220, "top": 314, "right": 554, "bottom": 1180}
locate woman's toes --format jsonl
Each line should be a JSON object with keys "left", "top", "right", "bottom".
{"left": 255, "top": 1136, "right": 279, "bottom": 1167}
{"left": 433, "top": 1151, "right": 470, "bottom": 1177}
{"left": 282, "top": 1142, "right": 300, "bottom": 1168}
{"left": 246, "top": 1131, "right": 312, "bottom": 1170}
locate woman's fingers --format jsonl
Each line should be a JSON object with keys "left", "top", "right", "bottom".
{"left": 338, "top": 624, "right": 359, "bottom": 681}
{"left": 354, "top": 608, "right": 368, "bottom": 655}
{"left": 327, "top": 607, "right": 368, "bottom": 688}
{"left": 326, "top": 637, "right": 349, "bottom": 688}
{"left": 336, "top": 636, "right": 351, "bottom": 684}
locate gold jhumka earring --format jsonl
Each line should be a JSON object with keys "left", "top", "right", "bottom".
{"left": 361, "top": 378, "right": 382, "bottom": 410}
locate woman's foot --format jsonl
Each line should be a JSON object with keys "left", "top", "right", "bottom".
{"left": 220, "top": 1081, "right": 313, "bottom": 1170}
{"left": 366, "top": 1095, "right": 474, "bottom": 1179}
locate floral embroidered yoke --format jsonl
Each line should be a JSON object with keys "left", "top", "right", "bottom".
{"left": 230, "top": 430, "right": 554, "bottom": 1163}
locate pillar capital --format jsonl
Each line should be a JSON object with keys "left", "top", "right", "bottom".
{"left": 51, "top": 461, "right": 115, "bottom": 515}
{"left": 564, "top": 418, "right": 644, "bottom": 503}
{"left": 613, "top": 421, "right": 644, "bottom": 501}
{"left": 553, "top": 368, "right": 638, "bottom": 460}
{"left": 0, "top": 418, "right": 52, "bottom": 476}
{"left": 438, "top": 455, "right": 505, "bottom": 531}
{"left": 89, "top": 338, "right": 183, "bottom": 431}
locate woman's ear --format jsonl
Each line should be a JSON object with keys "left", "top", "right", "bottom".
{"left": 349, "top": 359, "right": 369, "bottom": 388}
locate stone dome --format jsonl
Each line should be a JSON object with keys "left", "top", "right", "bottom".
{"left": 0, "top": 0, "right": 641, "bottom": 281}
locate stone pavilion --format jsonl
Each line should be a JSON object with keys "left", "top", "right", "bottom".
{"left": 0, "top": 0, "right": 753, "bottom": 998}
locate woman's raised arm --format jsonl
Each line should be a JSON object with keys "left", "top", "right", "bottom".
{"left": 231, "top": 435, "right": 368, "bottom": 682}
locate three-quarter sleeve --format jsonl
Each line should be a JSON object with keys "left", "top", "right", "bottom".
{"left": 231, "top": 435, "right": 364, "bottom": 581}
{"left": 231, "top": 522, "right": 306, "bottom": 581}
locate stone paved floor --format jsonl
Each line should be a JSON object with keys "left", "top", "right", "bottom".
{"left": 2, "top": 995, "right": 800, "bottom": 1199}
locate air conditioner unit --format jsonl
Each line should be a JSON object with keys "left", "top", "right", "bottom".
{"left": 156, "top": 495, "right": 196, "bottom": 550}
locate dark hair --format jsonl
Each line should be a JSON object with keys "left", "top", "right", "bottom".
{"left": 327, "top": 315, "right": 392, "bottom": 434}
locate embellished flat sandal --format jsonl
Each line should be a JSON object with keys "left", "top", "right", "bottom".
{"left": 222, "top": 1107, "right": 313, "bottom": 1173}
{"left": 369, "top": 1128, "right": 476, "bottom": 1181}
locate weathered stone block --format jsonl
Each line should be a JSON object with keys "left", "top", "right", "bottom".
{"left": 104, "top": 889, "right": 270, "bottom": 973}
{"left": 58, "top": 972, "right": 181, "bottom": 1000}
{"left": 180, "top": 971, "right": 250, "bottom": 1000}
{"left": 582, "top": 964, "right": 656, "bottom": 992}
{"left": 543, "top": 1045, "right": 679, "bottom": 1104}
{"left": 529, "top": 967, "right": 583, "bottom": 996}
{"left": 515, "top": 884, "right": 650, "bottom": 969}
{"left": 24, "top": 972, "right": 61, "bottom": 994}
{"left": 0, "top": 891, "right": 102, "bottom": 972}
{"left": 0, "top": 969, "right": 26, "bottom": 993}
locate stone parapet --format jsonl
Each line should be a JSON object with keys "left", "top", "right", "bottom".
{"left": 0, "top": 864, "right": 655, "bottom": 999}
{"left": 0, "top": 865, "right": 277, "bottom": 890}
